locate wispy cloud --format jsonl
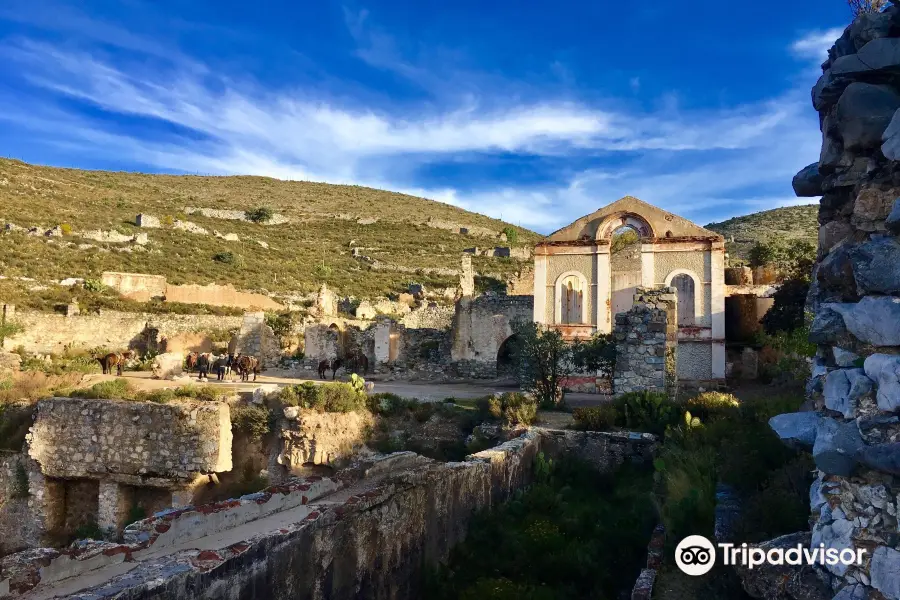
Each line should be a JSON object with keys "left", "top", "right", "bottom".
{"left": 0, "top": 8, "right": 829, "bottom": 232}
{"left": 791, "top": 27, "right": 845, "bottom": 61}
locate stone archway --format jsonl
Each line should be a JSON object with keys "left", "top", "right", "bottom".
{"left": 496, "top": 334, "right": 519, "bottom": 380}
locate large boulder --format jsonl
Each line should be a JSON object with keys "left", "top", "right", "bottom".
{"left": 871, "top": 546, "right": 900, "bottom": 600}
{"left": 817, "top": 242, "right": 859, "bottom": 301}
{"left": 809, "top": 306, "right": 850, "bottom": 345}
{"left": 850, "top": 11, "right": 894, "bottom": 49}
{"left": 833, "top": 347, "right": 861, "bottom": 368}
{"left": 835, "top": 83, "right": 900, "bottom": 152}
{"left": 864, "top": 354, "right": 900, "bottom": 412}
{"left": 151, "top": 352, "right": 183, "bottom": 379}
{"left": 848, "top": 237, "right": 900, "bottom": 295}
{"left": 827, "top": 297, "right": 900, "bottom": 347}
{"left": 770, "top": 412, "right": 821, "bottom": 449}
{"left": 812, "top": 417, "right": 864, "bottom": 476}
{"left": 858, "top": 442, "right": 900, "bottom": 475}
{"left": 792, "top": 163, "right": 824, "bottom": 197}
{"left": 818, "top": 220, "right": 854, "bottom": 255}
{"left": 831, "top": 37, "right": 900, "bottom": 78}
{"left": 853, "top": 186, "right": 899, "bottom": 230}
{"left": 824, "top": 368, "right": 874, "bottom": 419}
{"left": 734, "top": 531, "right": 832, "bottom": 600}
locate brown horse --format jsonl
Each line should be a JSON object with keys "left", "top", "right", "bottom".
{"left": 236, "top": 355, "right": 260, "bottom": 382}
{"left": 185, "top": 352, "right": 199, "bottom": 373}
{"left": 96, "top": 351, "right": 133, "bottom": 376}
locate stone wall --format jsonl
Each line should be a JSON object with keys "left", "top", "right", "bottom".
{"left": 451, "top": 294, "right": 534, "bottom": 378}
{"left": 101, "top": 271, "right": 284, "bottom": 310}
{"left": 233, "top": 312, "right": 281, "bottom": 367}
{"left": 28, "top": 398, "right": 232, "bottom": 484}
{"left": 0, "top": 428, "right": 658, "bottom": 599}
{"left": 0, "top": 453, "right": 40, "bottom": 557}
{"left": 2, "top": 310, "right": 243, "bottom": 355}
{"left": 765, "top": 11, "right": 900, "bottom": 600}
{"left": 613, "top": 287, "right": 677, "bottom": 397}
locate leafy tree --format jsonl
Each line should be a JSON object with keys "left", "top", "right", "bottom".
{"left": 761, "top": 279, "right": 811, "bottom": 335}
{"left": 501, "top": 226, "right": 518, "bottom": 244}
{"left": 747, "top": 242, "right": 777, "bottom": 268}
{"left": 0, "top": 320, "right": 23, "bottom": 345}
{"left": 509, "top": 320, "right": 573, "bottom": 408}
{"left": 610, "top": 227, "right": 639, "bottom": 254}
{"left": 571, "top": 332, "right": 617, "bottom": 380}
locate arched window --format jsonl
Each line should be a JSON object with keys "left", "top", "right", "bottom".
{"left": 561, "top": 275, "right": 583, "bottom": 324}
{"left": 671, "top": 274, "right": 695, "bottom": 326}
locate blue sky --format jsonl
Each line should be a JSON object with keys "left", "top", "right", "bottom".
{"left": 0, "top": 1, "right": 850, "bottom": 233}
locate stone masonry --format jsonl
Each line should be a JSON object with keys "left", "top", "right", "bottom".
{"left": 234, "top": 311, "right": 281, "bottom": 368}
{"left": 613, "top": 287, "right": 677, "bottom": 397}
{"left": 766, "top": 9, "right": 900, "bottom": 599}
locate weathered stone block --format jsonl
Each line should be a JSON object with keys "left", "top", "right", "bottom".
{"left": 793, "top": 163, "right": 824, "bottom": 197}
{"left": 864, "top": 354, "right": 900, "bottom": 412}
{"left": 769, "top": 412, "right": 821, "bottom": 450}
{"left": 836, "top": 83, "right": 900, "bottom": 152}
{"left": 827, "top": 297, "right": 900, "bottom": 346}
{"left": 824, "top": 368, "right": 874, "bottom": 418}
{"left": 813, "top": 417, "right": 864, "bottom": 476}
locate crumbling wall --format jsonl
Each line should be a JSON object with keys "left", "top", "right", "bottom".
{"left": 234, "top": 312, "right": 281, "bottom": 367}
{"left": 613, "top": 287, "right": 677, "bottom": 397}
{"left": 101, "top": 272, "right": 284, "bottom": 310}
{"left": 0, "top": 453, "right": 40, "bottom": 557}
{"left": 2, "top": 310, "right": 243, "bottom": 355}
{"left": 100, "top": 272, "right": 167, "bottom": 301}
{"left": 450, "top": 294, "right": 534, "bottom": 378}
{"left": 28, "top": 398, "right": 232, "bottom": 483}
{"left": 3, "top": 428, "right": 657, "bottom": 599}
{"left": 764, "top": 10, "right": 900, "bottom": 600}
{"left": 274, "top": 409, "right": 374, "bottom": 474}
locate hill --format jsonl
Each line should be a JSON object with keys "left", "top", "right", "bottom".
{"left": 0, "top": 159, "right": 539, "bottom": 308}
{"left": 704, "top": 204, "right": 819, "bottom": 263}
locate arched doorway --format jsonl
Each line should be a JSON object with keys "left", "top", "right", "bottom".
{"left": 496, "top": 335, "right": 519, "bottom": 380}
{"left": 328, "top": 323, "right": 343, "bottom": 357}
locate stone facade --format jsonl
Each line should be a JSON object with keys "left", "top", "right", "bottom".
{"left": 1, "top": 310, "right": 243, "bottom": 355}
{"left": 764, "top": 12, "right": 900, "bottom": 600}
{"left": 612, "top": 287, "right": 677, "bottom": 397}
{"left": 533, "top": 196, "right": 726, "bottom": 381}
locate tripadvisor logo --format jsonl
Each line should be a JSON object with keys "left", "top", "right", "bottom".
{"left": 675, "top": 535, "right": 867, "bottom": 576}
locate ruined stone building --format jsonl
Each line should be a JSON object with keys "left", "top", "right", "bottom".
{"left": 532, "top": 196, "right": 727, "bottom": 382}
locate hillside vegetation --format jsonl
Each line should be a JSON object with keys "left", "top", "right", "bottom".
{"left": 705, "top": 204, "right": 818, "bottom": 264}
{"left": 0, "top": 159, "right": 538, "bottom": 303}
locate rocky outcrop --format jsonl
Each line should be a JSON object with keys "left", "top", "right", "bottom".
{"left": 772, "top": 10, "right": 900, "bottom": 598}
{"left": 275, "top": 409, "right": 374, "bottom": 470}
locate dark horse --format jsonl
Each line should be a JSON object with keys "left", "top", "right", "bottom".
{"left": 317, "top": 358, "right": 342, "bottom": 380}
{"left": 236, "top": 355, "right": 260, "bottom": 382}
{"left": 343, "top": 350, "right": 369, "bottom": 376}
{"left": 96, "top": 351, "right": 133, "bottom": 376}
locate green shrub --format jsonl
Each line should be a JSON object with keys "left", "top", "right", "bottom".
{"left": 683, "top": 392, "right": 740, "bottom": 423}
{"left": 245, "top": 207, "right": 274, "bottom": 223}
{"left": 475, "top": 393, "right": 536, "bottom": 426}
{"left": 213, "top": 251, "right": 236, "bottom": 264}
{"left": 0, "top": 320, "right": 24, "bottom": 344}
{"left": 654, "top": 441, "right": 718, "bottom": 541}
{"left": 500, "top": 392, "right": 537, "bottom": 426}
{"left": 501, "top": 226, "right": 518, "bottom": 244}
{"left": 69, "top": 379, "right": 132, "bottom": 400}
{"left": 278, "top": 381, "right": 365, "bottom": 413}
{"left": 82, "top": 279, "right": 105, "bottom": 293}
{"left": 367, "top": 392, "right": 409, "bottom": 416}
{"left": 572, "top": 405, "right": 617, "bottom": 431}
{"left": 134, "top": 389, "right": 176, "bottom": 403}
{"left": 613, "top": 391, "right": 678, "bottom": 435}
{"left": 231, "top": 404, "right": 271, "bottom": 441}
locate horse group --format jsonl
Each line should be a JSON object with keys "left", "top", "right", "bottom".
{"left": 186, "top": 352, "right": 260, "bottom": 382}
{"left": 317, "top": 350, "right": 369, "bottom": 380}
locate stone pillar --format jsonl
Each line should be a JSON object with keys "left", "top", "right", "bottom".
{"left": 612, "top": 287, "right": 677, "bottom": 398}
{"left": 459, "top": 254, "right": 475, "bottom": 298}
{"left": 532, "top": 253, "right": 547, "bottom": 324}
{"left": 595, "top": 246, "right": 612, "bottom": 333}
{"left": 373, "top": 319, "right": 394, "bottom": 365}
{"left": 98, "top": 480, "right": 132, "bottom": 534}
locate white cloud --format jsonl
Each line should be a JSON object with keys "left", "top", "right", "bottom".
{"left": 0, "top": 15, "right": 826, "bottom": 233}
{"left": 791, "top": 27, "right": 845, "bottom": 61}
